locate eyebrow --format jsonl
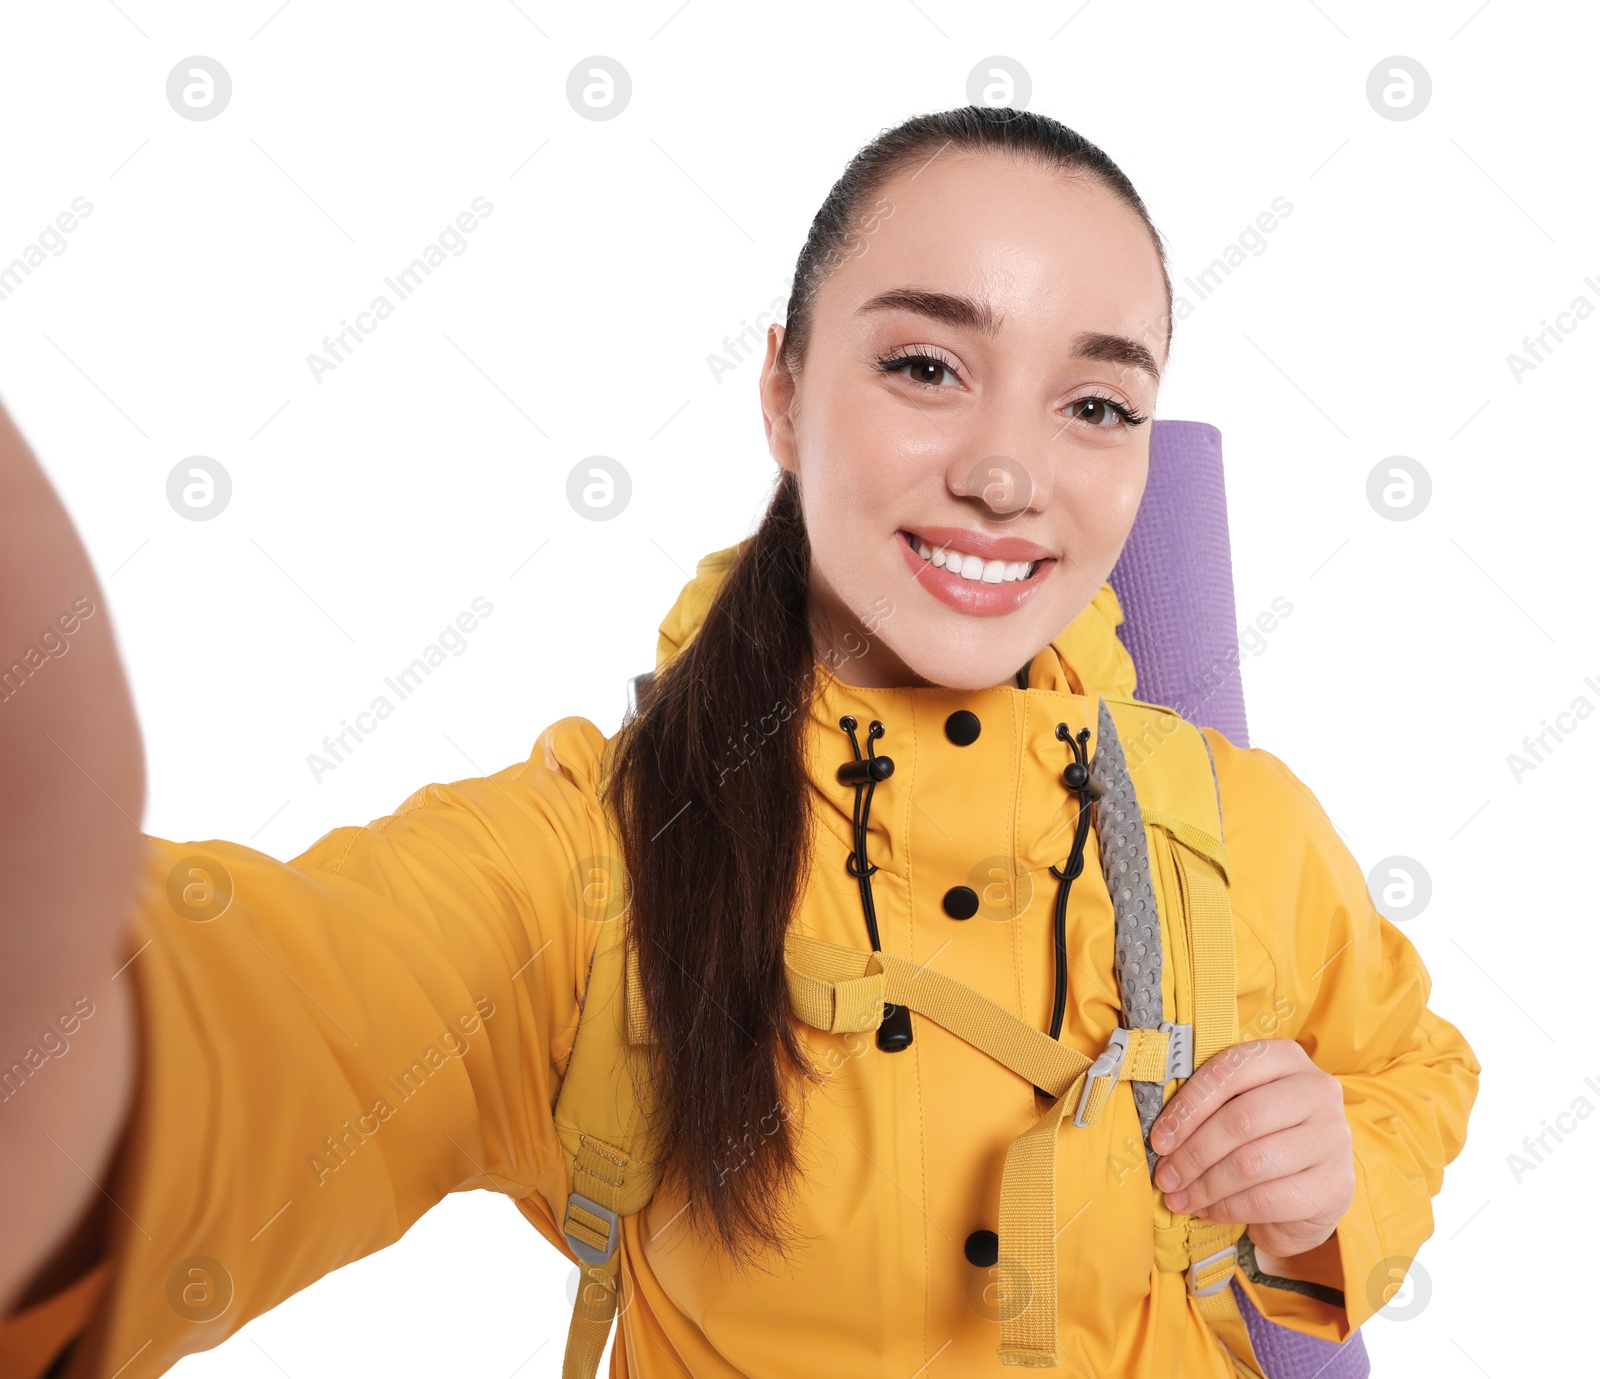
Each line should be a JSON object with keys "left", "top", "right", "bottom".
{"left": 855, "top": 287, "right": 1163, "bottom": 385}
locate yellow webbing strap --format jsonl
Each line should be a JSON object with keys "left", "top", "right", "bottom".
{"left": 784, "top": 931, "right": 1179, "bottom": 1367}
{"left": 1162, "top": 818, "right": 1235, "bottom": 1070}
{"left": 1142, "top": 807, "right": 1232, "bottom": 887}
{"left": 553, "top": 907, "right": 663, "bottom": 1379}
{"left": 568, "top": 1137, "right": 628, "bottom": 1247}
{"left": 625, "top": 933, "right": 652, "bottom": 1046}
{"left": 786, "top": 929, "right": 1122, "bottom": 1100}
{"left": 562, "top": 1252, "right": 622, "bottom": 1379}
{"left": 990, "top": 1020, "right": 1182, "bottom": 1367}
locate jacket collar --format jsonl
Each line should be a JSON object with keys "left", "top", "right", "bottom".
{"left": 649, "top": 541, "right": 1138, "bottom": 881}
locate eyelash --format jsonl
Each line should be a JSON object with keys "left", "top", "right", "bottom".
{"left": 874, "top": 347, "right": 1150, "bottom": 429}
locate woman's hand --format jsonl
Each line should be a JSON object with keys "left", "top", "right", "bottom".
{"left": 0, "top": 396, "right": 143, "bottom": 1314}
{"left": 1148, "top": 1038, "right": 1355, "bottom": 1260}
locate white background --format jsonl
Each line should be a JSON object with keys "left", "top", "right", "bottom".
{"left": 2, "top": 1, "right": 1593, "bottom": 1375}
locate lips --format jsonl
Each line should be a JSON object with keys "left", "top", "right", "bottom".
{"left": 895, "top": 529, "right": 1056, "bottom": 617}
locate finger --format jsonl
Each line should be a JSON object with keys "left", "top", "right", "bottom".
{"left": 1154, "top": 1077, "right": 1323, "bottom": 1198}
{"left": 1149, "top": 1039, "right": 1303, "bottom": 1154}
{"left": 1168, "top": 1121, "right": 1323, "bottom": 1215}
{"left": 1195, "top": 1163, "right": 1344, "bottom": 1234}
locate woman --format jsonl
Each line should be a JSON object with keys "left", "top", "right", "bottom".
{"left": 0, "top": 107, "right": 1477, "bottom": 1378}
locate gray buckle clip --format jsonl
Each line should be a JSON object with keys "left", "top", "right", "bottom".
{"left": 1073, "top": 1027, "right": 1129, "bottom": 1128}
{"left": 1188, "top": 1244, "right": 1238, "bottom": 1297}
{"left": 1159, "top": 1021, "right": 1194, "bottom": 1081}
{"left": 564, "top": 1191, "right": 620, "bottom": 1266}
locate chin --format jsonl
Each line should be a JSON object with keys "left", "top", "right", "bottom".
{"left": 878, "top": 620, "right": 1038, "bottom": 691}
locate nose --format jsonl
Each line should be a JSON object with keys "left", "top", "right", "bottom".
{"left": 946, "top": 445, "right": 1055, "bottom": 521}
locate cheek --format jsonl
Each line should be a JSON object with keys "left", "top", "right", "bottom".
{"left": 796, "top": 417, "right": 927, "bottom": 561}
{"left": 795, "top": 468, "right": 879, "bottom": 604}
{"left": 803, "top": 355, "right": 950, "bottom": 479}
{"left": 1061, "top": 451, "right": 1146, "bottom": 560}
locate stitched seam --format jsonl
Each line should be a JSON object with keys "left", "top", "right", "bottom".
{"left": 327, "top": 827, "right": 365, "bottom": 875}
{"left": 906, "top": 698, "right": 932, "bottom": 1367}
{"left": 326, "top": 783, "right": 450, "bottom": 875}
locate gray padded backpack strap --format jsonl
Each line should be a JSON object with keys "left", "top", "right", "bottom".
{"left": 1091, "top": 698, "right": 1169, "bottom": 1167}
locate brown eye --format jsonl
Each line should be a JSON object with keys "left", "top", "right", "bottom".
{"left": 879, "top": 352, "right": 960, "bottom": 388}
{"left": 1066, "top": 395, "right": 1142, "bottom": 429}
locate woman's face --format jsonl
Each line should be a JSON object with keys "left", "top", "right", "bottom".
{"left": 759, "top": 151, "right": 1170, "bottom": 690}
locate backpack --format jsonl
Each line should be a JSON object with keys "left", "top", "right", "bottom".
{"left": 550, "top": 693, "right": 1272, "bottom": 1378}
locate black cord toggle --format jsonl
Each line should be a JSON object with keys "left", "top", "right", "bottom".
{"left": 838, "top": 755, "right": 895, "bottom": 787}
{"left": 1060, "top": 727, "right": 1105, "bottom": 801}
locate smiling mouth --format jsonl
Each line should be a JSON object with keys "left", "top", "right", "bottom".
{"left": 896, "top": 530, "right": 1052, "bottom": 585}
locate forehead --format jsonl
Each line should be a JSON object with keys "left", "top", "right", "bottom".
{"left": 822, "top": 151, "right": 1168, "bottom": 358}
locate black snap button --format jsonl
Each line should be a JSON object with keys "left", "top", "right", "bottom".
{"left": 965, "top": 1229, "right": 999, "bottom": 1267}
{"left": 945, "top": 710, "right": 981, "bottom": 746}
{"left": 942, "top": 885, "right": 979, "bottom": 920}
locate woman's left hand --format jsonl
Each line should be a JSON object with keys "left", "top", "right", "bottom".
{"left": 1148, "top": 1038, "right": 1355, "bottom": 1260}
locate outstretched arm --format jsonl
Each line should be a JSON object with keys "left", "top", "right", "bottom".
{"left": 0, "top": 394, "right": 616, "bottom": 1378}
{"left": 1, "top": 718, "right": 616, "bottom": 1378}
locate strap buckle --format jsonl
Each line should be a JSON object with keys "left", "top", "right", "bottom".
{"left": 1188, "top": 1244, "right": 1238, "bottom": 1297}
{"left": 1158, "top": 1021, "right": 1194, "bottom": 1081}
{"left": 564, "top": 1191, "right": 620, "bottom": 1266}
{"left": 1073, "top": 1027, "right": 1129, "bottom": 1128}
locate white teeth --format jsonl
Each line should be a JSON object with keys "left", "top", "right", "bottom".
{"left": 905, "top": 533, "right": 1040, "bottom": 583}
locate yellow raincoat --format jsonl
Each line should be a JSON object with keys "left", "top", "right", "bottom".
{"left": 1, "top": 543, "right": 1479, "bottom": 1379}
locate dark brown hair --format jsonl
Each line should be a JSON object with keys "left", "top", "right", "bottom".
{"left": 599, "top": 105, "right": 1173, "bottom": 1271}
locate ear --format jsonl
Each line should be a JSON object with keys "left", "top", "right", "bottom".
{"left": 758, "top": 323, "right": 799, "bottom": 475}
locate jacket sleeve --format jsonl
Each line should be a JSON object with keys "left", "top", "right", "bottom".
{"left": 0, "top": 717, "right": 614, "bottom": 1379}
{"left": 1205, "top": 732, "right": 1481, "bottom": 1342}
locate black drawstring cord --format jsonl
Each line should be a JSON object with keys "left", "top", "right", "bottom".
{"left": 837, "top": 714, "right": 1100, "bottom": 1065}
{"left": 1036, "top": 721, "right": 1102, "bottom": 1096}
{"left": 837, "top": 716, "right": 912, "bottom": 1052}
